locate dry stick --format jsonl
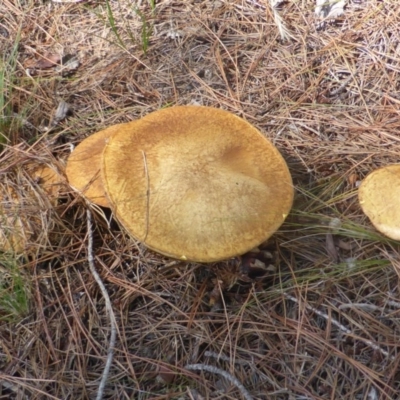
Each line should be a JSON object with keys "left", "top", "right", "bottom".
{"left": 204, "top": 351, "right": 283, "bottom": 391}
{"left": 284, "top": 294, "right": 395, "bottom": 361}
{"left": 387, "top": 299, "right": 400, "bottom": 309}
{"left": 86, "top": 208, "right": 117, "bottom": 400}
{"left": 185, "top": 364, "right": 253, "bottom": 400}
{"left": 204, "top": 350, "right": 249, "bottom": 366}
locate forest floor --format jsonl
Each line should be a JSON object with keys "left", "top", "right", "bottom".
{"left": 1, "top": 1, "right": 400, "bottom": 399}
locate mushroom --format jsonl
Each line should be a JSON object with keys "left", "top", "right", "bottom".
{"left": 1, "top": 164, "right": 64, "bottom": 253}
{"left": 0, "top": 186, "right": 30, "bottom": 253}
{"left": 29, "top": 164, "right": 65, "bottom": 202}
{"left": 101, "top": 106, "right": 293, "bottom": 262}
{"left": 358, "top": 164, "right": 400, "bottom": 240}
{"left": 66, "top": 122, "right": 138, "bottom": 207}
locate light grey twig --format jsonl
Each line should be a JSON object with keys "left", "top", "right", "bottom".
{"left": 87, "top": 208, "right": 117, "bottom": 400}
{"left": 387, "top": 299, "right": 400, "bottom": 309}
{"left": 185, "top": 364, "right": 253, "bottom": 400}
{"left": 204, "top": 350, "right": 248, "bottom": 365}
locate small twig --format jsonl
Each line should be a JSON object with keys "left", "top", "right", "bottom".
{"left": 338, "top": 303, "right": 382, "bottom": 312}
{"left": 185, "top": 364, "right": 253, "bottom": 400}
{"left": 329, "top": 74, "right": 353, "bottom": 96}
{"left": 86, "top": 208, "right": 117, "bottom": 400}
{"left": 285, "top": 294, "right": 394, "bottom": 361}
{"left": 387, "top": 299, "right": 400, "bottom": 309}
{"left": 203, "top": 351, "right": 283, "bottom": 390}
{"left": 204, "top": 350, "right": 249, "bottom": 365}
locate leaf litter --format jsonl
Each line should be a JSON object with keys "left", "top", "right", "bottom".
{"left": 1, "top": 0, "right": 400, "bottom": 399}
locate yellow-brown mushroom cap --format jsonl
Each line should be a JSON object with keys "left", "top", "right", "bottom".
{"left": 1, "top": 164, "right": 64, "bottom": 253}
{"left": 0, "top": 186, "right": 31, "bottom": 253}
{"left": 29, "top": 164, "right": 65, "bottom": 201}
{"left": 102, "top": 106, "right": 294, "bottom": 262}
{"left": 358, "top": 164, "right": 400, "bottom": 240}
{"left": 66, "top": 122, "right": 137, "bottom": 207}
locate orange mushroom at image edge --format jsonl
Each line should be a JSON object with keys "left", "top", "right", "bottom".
{"left": 66, "top": 106, "right": 294, "bottom": 262}
{"left": 358, "top": 164, "right": 400, "bottom": 240}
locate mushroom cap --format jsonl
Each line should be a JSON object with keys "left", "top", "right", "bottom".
{"left": 0, "top": 164, "right": 64, "bottom": 253}
{"left": 102, "top": 106, "right": 294, "bottom": 262}
{"left": 0, "top": 186, "right": 31, "bottom": 253}
{"left": 66, "top": 123, "right": 137, "bottom": 207}
{"left": 29, "top": 164, "right": 65, "bottom": 201}
{"left": 358, "top": 164, "right": 400, "bottom": 240}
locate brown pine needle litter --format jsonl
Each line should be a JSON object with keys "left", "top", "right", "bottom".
{"left": 1, "top": 1, "right": 400, "bottom": 399}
